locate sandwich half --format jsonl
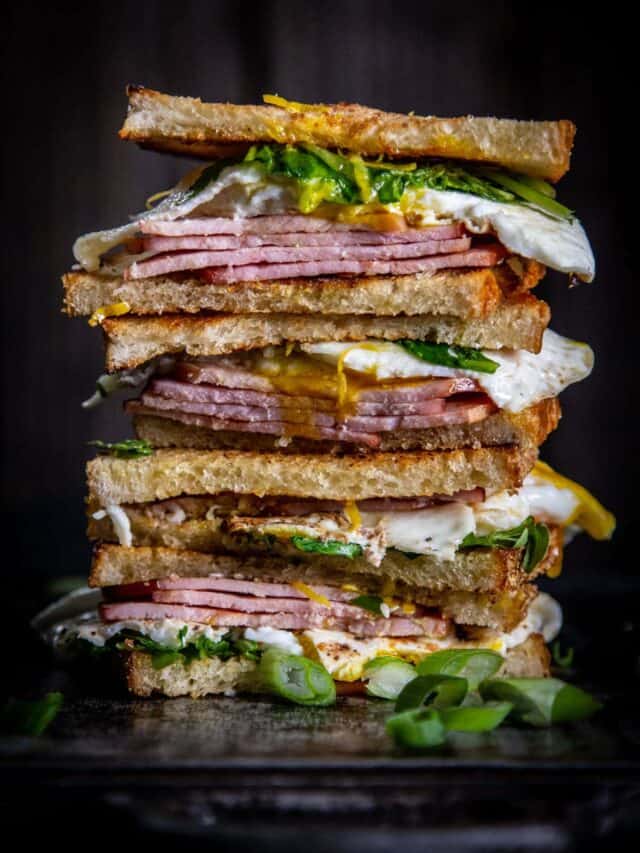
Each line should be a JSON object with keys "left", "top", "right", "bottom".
{"left": 72, "top": 449, "right": 613, "bottom": 697}
{"left": 63, "top": 90, "right": 594, "bottom": 325}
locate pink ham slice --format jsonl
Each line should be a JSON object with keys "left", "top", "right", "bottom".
{"left": 172, "top": 363, "right": 480, "bottom": 401}
{"left": 259, "top": 488, "right": 485, "bottom": 515}
{"left": 141, "top": 226, "right": 469, "bottom": 251}
{"left": 140, "top": 236, "right": 471, "bottom": 257}
{"left": 138, "top": 392, "right": 447, "bottom": 427}
{"left": 132, "top": 392, "right": 495, "bottom": 436}
{"left": 126, "top": 401, "right": 382, "bottom": 447}
{"left": 151, "top": 588, "right": 389, "bottom": 619}
{"left": 139, "top": 216, "right": 466, "bottom": 238}
{"left": 155, "top": 577, "right": 359, "bottom": 601}
{"left": 126, "top": 243, "right": 505, "bottom": 281}
{"left": 100, "top": 601, "right": 450, "bottom": 638}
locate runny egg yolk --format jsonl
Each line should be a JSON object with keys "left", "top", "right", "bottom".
{"left": 532, "top": 460, "right": 615, "bottom": 540}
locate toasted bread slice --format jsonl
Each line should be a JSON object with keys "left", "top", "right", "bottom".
{"left": 89, "top": 521, "right": 562, "bottom": 596}
{"left": 63, "top": 261, "right": 544, "bottom": 320}
{"left": 123, "top": 633, "right": 549, "bottom": 697}
{"left": 87, "top": 445, "right": 536, "bottom": 506}
{"left": 120, "top": 87, "right": 575, "bottom": 182}
{"left": 102, "top": 296, "right": 550, "bottom": 370}
{"left": 132, "top": 398, "right": 560, "bottom": 455}
{"left": 89, "top": 543, "right": 544, "bottom": 632}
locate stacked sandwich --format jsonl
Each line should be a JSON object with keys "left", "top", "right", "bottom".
{"left": 60, "top": 88, "right": 614, "bottom": 700}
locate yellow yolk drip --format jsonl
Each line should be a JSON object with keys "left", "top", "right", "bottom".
{"left": 291, "top": 581, "right": 331, "bottom": 608}
{"left": 88, "top": 302, "right": 131, "bottom": 327}
{"left": 533, "top": 461, "right": 616, "bottom": 540}
{"left": 547, "top": 546, "right": 563, "bottom": 580}
{"left": 262, "top": 94, "right": 330, "bottom": 112}
{"left": 343, "top": 500, "right": 362, "bottom": 531}
{"left": 341, "top": 583, "right": 360, "bottom": 593}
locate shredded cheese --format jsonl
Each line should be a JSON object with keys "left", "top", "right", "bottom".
{"left": 88, "top": 302, "right": 130, "bottom": 327}
{"left": 291, "top": 581, "right": 331, "bottom": 608}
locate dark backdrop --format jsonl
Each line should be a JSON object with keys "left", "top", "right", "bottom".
{"left": 1, "top": 3, "right": 634, "bottom": 603}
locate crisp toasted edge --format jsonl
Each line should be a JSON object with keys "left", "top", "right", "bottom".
{"left": 123, "top": 633, "right": 549, "bottom": 697}
{"left": 62, "top": 261, "right": 545, "bottom": 320}
{"left": 87, "top": 445, "right": 536, "bottom": 505}
{"left": 131, "top": 398, "right": 560, "bottom": 455}
{"left": 120, "top": 86, "right": 575, "bottom": 182}
{"left": 101, "top": 297, "right": 550, "bottom": 370}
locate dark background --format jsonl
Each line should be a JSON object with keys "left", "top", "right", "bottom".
{"left": 0, "top": 3, "right": 634, "bottom": 609}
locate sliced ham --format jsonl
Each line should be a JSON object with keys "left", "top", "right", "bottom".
{"left": 99, "top": 601, "right": 450, "bottom": 638}
{"left": 155, "top": 576, "right": 358, "bottom": 601}
{"left": 172, "top": 363, "right": 480, "bottom": 401}
{"left": 139, "top": 215, "right": 465, "bottom": 239}
{"left": 151, "top": 588, "right": 386, "bottom": 619}
{"left": 125, "top": 402, "right": 382, "bottom": 447}
{"left": 126, "top": 243, "right": 505, "bottom": 281}
{"left": 133, "top": 391, "right": 495, "bottom": 436}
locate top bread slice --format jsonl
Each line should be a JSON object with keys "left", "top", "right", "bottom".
{"left": 87, "top": 445, "right": 536, "bottom": 506}
{"left": 102, "top": 295, "right": 549, "bottom": 371}
{"left": 120, "top": 86, "right": 575, "bottom": 182}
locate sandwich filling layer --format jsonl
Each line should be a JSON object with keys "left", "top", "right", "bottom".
{"left": 117, "top": 329, "right": 592, "bottom": 447}
{"left": 54, "top": 591, "right": 562, "bottom": 682}
{"left": 73, "top": 149, "right": 594, "bottom": 281}
{"left": 90, "top": 461, "right": 615, "bottom": 565}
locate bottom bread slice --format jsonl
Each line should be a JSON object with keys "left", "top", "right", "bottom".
{"left": 123, "top": 633, "right": 550, "bottom": 698}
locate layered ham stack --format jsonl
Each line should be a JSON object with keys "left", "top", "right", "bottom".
{"left": 57, "top": 88, "right": 613, "bottom": 698}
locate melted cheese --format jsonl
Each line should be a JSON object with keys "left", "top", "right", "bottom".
{"left": 74, "top": 163, "right": 593, "bottom": 279}
{"left": 301, "top": 329, "right": 594, "bottom": 414}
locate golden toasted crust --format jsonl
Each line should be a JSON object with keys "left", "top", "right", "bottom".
{"left": 120, "top": 87, "right": 575, "bottom": 182}
{"left": 132, "top": 398, "right": 560, "bottom": 455}
{"left": 63, "top": 261, "right": 546, "bottom": 320}
{"left": 122, "top": 633, "right": 549, "bottom": 697}
{"left": 62, "top": 267, "right": 502, "bottom": 319}
{"left": 87, "top": 445, "right": 536, "bottom": 505}
{"left": 102, "top": 297, "right": 550, "bottom": 370}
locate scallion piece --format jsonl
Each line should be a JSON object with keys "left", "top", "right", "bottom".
{"left": 479, "top": 677, "right": 601, "bottom": 727}
{"left": 386, "top": 708, "right": 446, "bottom": 749}
{"left": 258, "top": 648, "right": 336, "bottom": 706}
{"left": 362, "top": 657, "right": 416, "bottom": 700}
{"left": 398, "top": 340, "right": 499, "bottom": 374}
{"left": 395, "top": 674, "right": 467, "bottom": 712}
{"left": 417, "top": 649, "right": 504, "bottom": 690}
{"left": 477, "top": 168, "right": 573, "bottom": 220}
{"left": 439, "top": 702, "right": 513, "bottom": 732}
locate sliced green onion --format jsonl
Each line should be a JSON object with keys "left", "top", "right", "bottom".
{"left": 362, "top": 657, "right": 416, "bottom": 700}
{"left": 440, "top": 702, "right": 513, "bottom": 732}
{"left": 1, "top": 692, "right": 64, "bottom": 737}
{"left": 386, "top": 707, "right": 447, "bottom": 749}
{"left": 479, "top": 677, "right": 601, "bottom": 727}
{"left": 398, "top": 340, "right": 499, "bottom": 374}
{"left": 395, "top": 674, "right": 467, "bottom": 712}
{"left": 552, "top": 641, "right": 575, "bottom": 669}
{"left": 417, "top": 649, "right": 504, "bottom": 690}
{"left": 258, "top": 648, "right": 336, "bottom": 706}
{"left": 511, "top": 173, "right": 557, "bottom": 199}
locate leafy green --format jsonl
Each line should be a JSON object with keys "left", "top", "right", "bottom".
{"left": 237, "top": 143, "right": 573, "bottom": 219}
{"left": 290, "top": 535, "right": 363, "bottom": 559}
{"left": 88, "top": 439, "right": 154, "bottom": 459}
{"left": 398, "top": 340, "right": 499, "bottom": 374}
{"left": 350, "top": 594, "right": 385, "bottom": 615}
{"left": 1, "top": 692, "right": 64, "bottom": 736}
{"left": 459, "top": 517, "right": 550, "bottom": 572}
{"left": 417, "top": 649, "right": 503, "bottom": 690}
{"left": 88, "top": 628, "right": 263, "bottom": 670}
{"left": 479, "top": 678, "right": 601, "bottom": 727}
